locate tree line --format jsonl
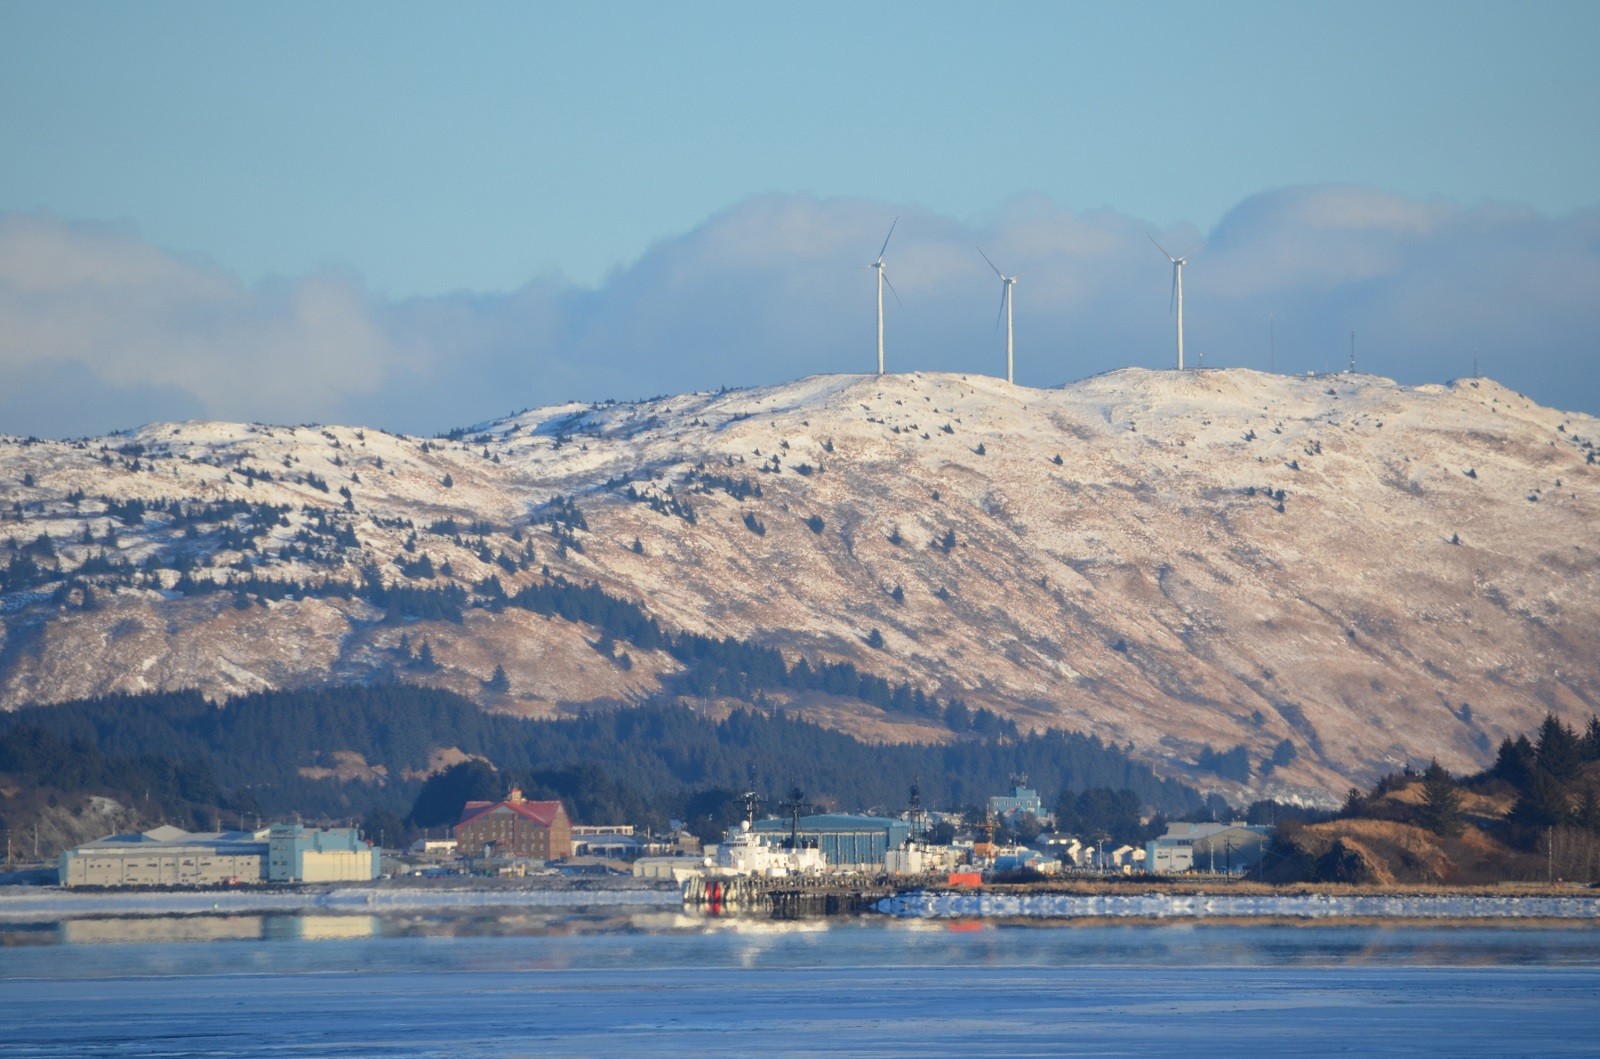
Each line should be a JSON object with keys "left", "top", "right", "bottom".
{"left": 0, "top": 684, "right": 1202, "bottom": 843}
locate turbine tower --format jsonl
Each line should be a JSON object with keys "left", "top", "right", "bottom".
{"left": 978, "top": 247, "right": 1018, "bottom": 383}
{"left": 868, "top": 218, "right": 900, "bottom": 375}
{"left": 1150, "top": 236, "right": 1201, "bottom": 370}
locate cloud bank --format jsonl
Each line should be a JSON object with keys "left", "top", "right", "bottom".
{"left": 2, "top": 186, "right": 1596, "bottom": 438}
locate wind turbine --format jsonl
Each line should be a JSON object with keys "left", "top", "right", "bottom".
{"left": 1150, "top": 236, "right": 1202, "bottom": 370}
{"left": 868, "top": 218, "right": 900, "bottom": 375}
{"left": 978, "top": 248, "right": 1019, "bottom": 384}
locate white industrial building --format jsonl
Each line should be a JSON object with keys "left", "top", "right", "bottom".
{"left": 1145, "top": 822, "right": 1272, "bottom": 874}
{"left": 59, "top": 823, "right": 379, "bottom": 888}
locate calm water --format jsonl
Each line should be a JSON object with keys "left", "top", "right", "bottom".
{"left": 3, "top": 910, "right": 1598, "bottom": 1056}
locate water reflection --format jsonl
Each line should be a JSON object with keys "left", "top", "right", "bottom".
{"left": 62, "top": 915, "right": 267, "bottom": 945}
{"left": 1, "top": 909, "right": 1597, "bottom": 977}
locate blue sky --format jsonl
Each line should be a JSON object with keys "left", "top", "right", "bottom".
{"left": 1, "top": 1, "right": 1598, "bottom": 435}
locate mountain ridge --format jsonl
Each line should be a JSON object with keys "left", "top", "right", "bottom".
{"left": 3, "top": 367, "right": 1597, "bottom": 802}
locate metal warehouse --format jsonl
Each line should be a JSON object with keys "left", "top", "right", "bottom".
{"left": 59, "top": 823, "right": 378, "bottom": 888}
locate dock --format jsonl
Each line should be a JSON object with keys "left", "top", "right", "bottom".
{"left": 682, "top": 873, "right": 918, "bottom": 916}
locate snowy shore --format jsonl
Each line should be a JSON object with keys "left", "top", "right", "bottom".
{"left": 9, "top": 881, "right": 1600, "bottom": 925}
{"left": 0, "top": 881, "right": 682, "bottom": 922}
{"left": 878, "top": 890, "right": 1600, "bottom": 920}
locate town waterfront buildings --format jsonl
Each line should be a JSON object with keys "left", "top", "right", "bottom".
{"left": 453, "top": 788, "right": 572, "bottom": 862}
{"left": 59, "top": 823, "right": 378, "bottom": 888}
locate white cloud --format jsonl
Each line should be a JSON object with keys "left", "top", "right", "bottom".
{"left": 0, "top": 214, "right": 397, "bottom": 433}
{"left": 1, "top": 186, "right": 1596, "bottom": 439}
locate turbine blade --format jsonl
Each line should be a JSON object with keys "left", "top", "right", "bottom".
{"left": 1181, "top": 241, "right": 1205, "bottom": 260}
{"left": 1148, "top": 234, "right": 1175, "bottom": 261}
{"left": 878, "top": 217, "right": 899, "bottom": 262}
{"left": 883, "top": 271, "right": 903, "bottom": 308}
{"left": 995, "top": 286, "right": 1007, "bottom": 330}
{"left": 978, "top": 246, "right": 1004, "bottom": 280}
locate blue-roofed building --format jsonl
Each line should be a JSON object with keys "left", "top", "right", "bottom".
{"left": 59, "top": 822, "right": 378, "bottom": 887}
{"left": 59, "top": 825, "right": 268, "bottom": 888}
{"left": 750, "top": 814, "right": 910, "bottom": 870}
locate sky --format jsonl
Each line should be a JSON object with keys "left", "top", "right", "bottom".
{"left": 1, "top": 0, "right": 1597, "bottom": 437}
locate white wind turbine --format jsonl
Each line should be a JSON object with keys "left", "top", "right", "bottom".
{"left": 978, "top": 248, "right": 1019, "bottom": 384}
{"left": 1150, "top": 236, "right": 1202, "bottom": 370}
{"left": 867, "top": 218, "right": 900, "bottom": 375}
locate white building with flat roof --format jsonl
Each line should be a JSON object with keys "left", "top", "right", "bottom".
{"left": 60, "top": 823, "right": 379, "bottom": 887}
{"left": 60, "top": 825, "right": 268, "bottom": 888}
{"left": 1145, "top": 822, "right": 1272, "bottom": 874}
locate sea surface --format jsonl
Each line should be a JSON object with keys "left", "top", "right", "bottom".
{"left": 2, "top": 907, "right": 1598, "bottom": 1056}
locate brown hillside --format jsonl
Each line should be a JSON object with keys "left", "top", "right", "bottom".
{"left": 4, "top": 368, "right": 1598, "bottom": 801}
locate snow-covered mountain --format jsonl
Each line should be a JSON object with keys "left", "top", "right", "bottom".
{"left": 3, "top": 368, "right": 1596, "bottom": 800}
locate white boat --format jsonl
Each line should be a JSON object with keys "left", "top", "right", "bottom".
{"left": 705, "top": 821, "right": 826, "bottom": 878}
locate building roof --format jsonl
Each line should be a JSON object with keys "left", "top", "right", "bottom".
{"left": 752, "top": 813, "right": 906, "bottom": 833}
{"left": 1154, "top": 821, "right": 1273, "bottom": 844}
{"left": 457, "top": 792, "right": 566, "bottom": 830}
{"left": 72, "top": 826, "right": 268, "bottom": 854}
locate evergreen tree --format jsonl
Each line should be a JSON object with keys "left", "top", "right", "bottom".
{"left": 1508, "top": 770, "right": 1570, "bottom": 832}
{"left": 360, "top": 807, "right": 409, "bottom": 850}
{"left": 1054, "top": 788, "right": 1145, "bottom": 845}
{"left": 1534, "top": 714, "right": 1583, "bottom": 781}
{"left": 1491, "top": 734, "right": 1537, "bottom": 790}
{"left": 944, "top": 700, "right": 971, "bottom": 731}
{"left": 1417, "top": 759, "right": 1463, "bottom": 837}
{"left": 1197, "top": 744, "right": 1252, "bottom": 783}
{"left": 407, "top": 760, "right": 501, "bottom": 828}
{"left": 1582, "top": 717, "right": 1600, "bottom": 762}
{"left": 1574, "top": 786, "right": 1600, "bottom": 834}
{"left": 484, "top": 664, "right": 510, "bottom": 692}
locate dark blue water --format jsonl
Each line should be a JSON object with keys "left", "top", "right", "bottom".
{"left": 3, "top": 912, "right": 1597, "bottom": 1056}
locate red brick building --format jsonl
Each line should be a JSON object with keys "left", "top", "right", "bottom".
{"left": 454, "top": 789, "right": 571, "bottom": 862}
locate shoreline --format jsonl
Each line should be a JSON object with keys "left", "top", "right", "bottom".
{"left": 879, "top": 889, "right": 1600, "bottom": 921}
{"left": 0, "top": 877, "right": 682, "bottom": 922}
{"left": 4, "top": 875, "right": 1600, "bottom": 924}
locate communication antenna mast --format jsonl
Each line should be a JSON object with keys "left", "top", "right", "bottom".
{"left": 907, "top": 772, "right": 923, "bottom": 842}
{"left": 742, "top": 765, "right": 761, "bottom": 826}
{"left": 780, "top": 786, "right": 809, "bottom": 848}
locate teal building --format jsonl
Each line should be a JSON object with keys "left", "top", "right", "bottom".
{"left": 266, "top": 824, "right": 380, "bottom": 882}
